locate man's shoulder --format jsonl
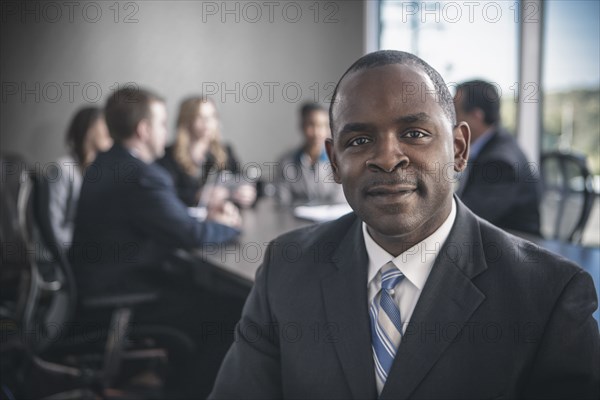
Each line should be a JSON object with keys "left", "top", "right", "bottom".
{"left": 277, "top": 147, "right": 303, "bottom": 166}
{"left": 267, "top": 212, "right": 357, "bottom": 261}
{"left": 450, "top": 203, "right": 578, "bottom": 279}
{"left": 92, "top": 145, "right": 144, "bottom": 175}
{"left": 143, "top": 161, "right": 174, "bottom": 187}
{"left": 476, "top": 216, "right": 582, "bottom": 282}
{"left": 479, "top": 128, "right": 529, "bottom": 165}
{"left": 467, "top": 215, "right": 597, "bottom": 332}
{"left": 93, "top": 146, "right": 172, "bottom": 188}
{"left": 255, "top": 212, "right": 358, "bottom": 293}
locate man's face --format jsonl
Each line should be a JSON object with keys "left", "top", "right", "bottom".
{"left": 147, "top": 101, "right": 168, "bottom": 160}
{"left": 302, "top": 110, "right": 330, "bottom": 149}
{"left": 327, "top": 64, "right": 468, "bottom": 251}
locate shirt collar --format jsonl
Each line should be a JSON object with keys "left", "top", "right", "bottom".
{"left": 364, "top": 198, "right": 457, "bottom": 290}
{"left": 124, "top": 145, "right": 142, "bottom": 160}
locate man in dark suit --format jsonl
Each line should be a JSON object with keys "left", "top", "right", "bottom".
{"left": 70, "top": 87, "right": 241, "bottom": 300}
{"left": 209, "top": 51, "right": 599, "bottom": 399}
{"left": 454, "top": 80, "right": 541, "bottom": 235}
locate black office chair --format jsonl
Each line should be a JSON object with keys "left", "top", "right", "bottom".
{"left": 1, "top": 153, "right": 94, "bottom": 399}
{"left": 1, "top": 155, "right": 195, "bottom": 399}
{"left": 540, "top": 151, "right": 595, "bottom": 243}
{"left": 29, "top": 168, "right": 198, "bottom": 398}
{"left": 1, "top": 154, "right": 35, "bottom": 400}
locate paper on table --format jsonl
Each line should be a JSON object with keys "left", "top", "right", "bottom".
{"left": 293, "top": 203, "right": 353, "bottom": 223}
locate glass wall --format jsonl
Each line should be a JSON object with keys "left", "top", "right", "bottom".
{"left": 542, "top": 0, "right": 600, "bottom": 175}
{"left": 380, "top": 0, "right": 519, "bottom": 131}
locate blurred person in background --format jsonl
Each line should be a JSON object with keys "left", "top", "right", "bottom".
{"left": 70, "top": 87, "right": 241, "bottom": 299}
{"left": 49, "top": 106, "right": 112, "bottom": 252}
{"left": 158, "top": 96, "right": 256, "bottom": 209}
{"left": 276, "top": 102, "right": 346, "bottom": 205}
{"left": 454, "top": 80, "right": 540, "bottom": 235}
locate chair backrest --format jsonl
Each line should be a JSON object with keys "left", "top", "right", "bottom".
{"left": 540, "top": 151, "right": 595, "bottom": 243}
{"left": 1, "top": 154, "right": 78, "bottom": 354}
{"left": 31, "top": 164, "right": 68, "bottom": 264}
{"left": 28, "top": 170, "right": 79, "bottom": 352}
{"left": 1, "top": 154, "right": 32, "bottom": 323}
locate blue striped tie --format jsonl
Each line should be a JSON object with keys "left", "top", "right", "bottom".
{"left": 369, "top": 261, "right": 405, "bottom": 394}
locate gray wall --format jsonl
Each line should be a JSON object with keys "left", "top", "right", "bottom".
{"left": 1, "top": 0, "right": 364, "bottom": 176}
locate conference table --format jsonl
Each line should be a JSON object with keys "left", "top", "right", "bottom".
{"left": 190, "top": 198, "right": 600, "bottom": 322}
{"left": 187, "top": 198, "right": 312, "bottom": 298}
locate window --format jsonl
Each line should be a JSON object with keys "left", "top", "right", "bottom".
{"left": 379, "top": 0, "right": 519, "bottom": 131}
{"left": 542, "top": 0, "right": 600, "bottom": 175}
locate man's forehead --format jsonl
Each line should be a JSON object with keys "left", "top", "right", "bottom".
{"left": 307, "top": 109, "right": 328, "bottom": 118}
{"left": 334, "top": 64, "right": 442, "bottom": 117}
{"left": 149, "top": 101, "right": 167, "bottom": 120}
{"left": 340, "top": 64, "right": 434, "bottom": 95}
{"left": 151, "top": 100, "right": 166, "bottom": 111}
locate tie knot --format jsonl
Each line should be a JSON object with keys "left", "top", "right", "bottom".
{"left": 380, "top": 261, "right": 404, "bottom": 290}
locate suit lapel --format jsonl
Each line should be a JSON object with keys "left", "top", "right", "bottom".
{"left": 321, "top": 216, "right": 377, "bottom": 400}
{"left": 381, "top": 199, "right": 488, "bottom": 399}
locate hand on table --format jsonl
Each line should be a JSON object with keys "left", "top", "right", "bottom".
{"left": 231, "top": 184, "right": 257, "bottom": 208}
{"left": 208, "top": 200, "right": 242, "bottom": 229}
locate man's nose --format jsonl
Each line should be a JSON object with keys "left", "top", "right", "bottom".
{"left": 366, "top": 135, "right": 409, "bottom": 173}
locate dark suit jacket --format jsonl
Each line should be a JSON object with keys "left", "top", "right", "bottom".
{"left": 210, "top": 199, "right": 599, "bottom": 399}
{"left": 458, "top": 127, "right": 541, "bottom": 235}
{"left": 70, "top": 144, "right": 238, "bottom": 297}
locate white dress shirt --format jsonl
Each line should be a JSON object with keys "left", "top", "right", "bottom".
{"left": 364, "top": 198, "right": 457, "bottom": 334}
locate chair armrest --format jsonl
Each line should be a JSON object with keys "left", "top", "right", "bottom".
{"left": 81, "top": 292, "right": 159, "bottom": 309}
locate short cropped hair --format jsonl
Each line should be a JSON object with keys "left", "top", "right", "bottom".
{"left": 456, "top": 80, "right": 501, "bottom": 125}
{"left": 300, "top": 102, "right": 328, "bottom": 125}
{"left": 329, "top": 50, "right": 456, "bottom": 133}
{"left": 105, "top": 87, "right": 164, "bottom": 142}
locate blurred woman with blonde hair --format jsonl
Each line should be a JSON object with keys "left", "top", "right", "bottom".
{"left": 158, "top": 96, "right": 256, "bottom": 208}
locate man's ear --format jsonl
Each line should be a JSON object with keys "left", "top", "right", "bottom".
{"left": 453, "top": 122, "right": 470, "bottom": 172}
{"left": 135, "top": 118, "right": 150, "bottom": 142}
{"left": 325, "top": 138, "right": 341, "bottom": 183}
{"left": 472, "top": 108, "right": 486, "bottom": 124}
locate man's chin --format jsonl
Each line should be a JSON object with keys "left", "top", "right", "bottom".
{"left": 360, "top": 199, "right": 416, "bottom": 219}
{"left": 359, "top": 208, "right": 416, "bottom": 237}
{"left": 367, "top": 220, "right": 415, "bottom": 239}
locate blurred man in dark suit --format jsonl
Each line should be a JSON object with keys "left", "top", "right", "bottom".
{"left": 454, "top": 80, "right": 541, "bottom": 235}
{"left": 210, "top": 51, "right": 599, "bottom": 400}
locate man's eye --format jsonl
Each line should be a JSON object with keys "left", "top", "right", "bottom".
{"left": 403, "top": 130, "right": 427, "bottom": 139}
{"left": 349, "top": 137, "right": 370, "bottom": 146}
